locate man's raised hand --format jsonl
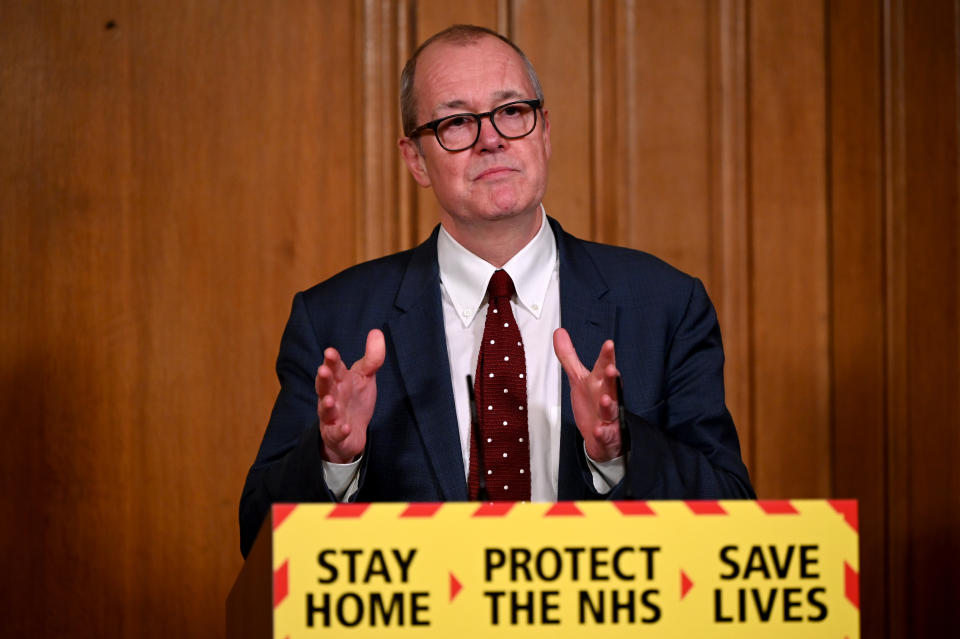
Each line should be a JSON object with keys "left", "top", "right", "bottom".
{"left": 315, "top": 329, "right": 385, "bottom": 463}
{"left": 552, "top": 328, "right": 623, "bottom": 462}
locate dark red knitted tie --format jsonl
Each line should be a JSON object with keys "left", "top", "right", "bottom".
{"left": 468, "top": 269, "right": 531, "bottom": 501}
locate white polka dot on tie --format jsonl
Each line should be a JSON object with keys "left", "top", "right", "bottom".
{"left": 517, "top": 341, "right": 522, "bottom": 346}
{"left": 519, "top": 373, "right": 524, "bottom": 379}
{"left": 504, "top": 485, "right": 509, "bottom": 490}
{"left": 487, "top": 437, "right": 492, "bottom": 443}
{"left": 493, "top": 309, "right": 498, "bottom": 314}
{"left": 489, "top": 372, "right": 494, "bottom": 378}
{"left": 502, "top": 421, "right": 508, "bottom": 426}
{"left": 519, "top": 437, "right": 524, "bottom": 443}
{"left": 504, "top": 322, "right": 509, "bottom": 328}
{"left": 488, "top": 405, "right": 493, "bottom": 411}
{"left": 487, "top": 469, "right": 492, "bottom": 475}
{"left": 504, "top": 356, "right": 510, "bottom": 361}
{"left": 520, "top": 469, "right": 525, "bottom": 474}
{"left": 503, "top": 388, "right": 508, "bottom": 393}
{"left": 490, "top": 339, "right": 495, "bottom": 345}
{"left": 502, "top": 453, "right": 508, "bottom": 458}
{"left": 519, "top": 406, "right": 524, "bottom": 411}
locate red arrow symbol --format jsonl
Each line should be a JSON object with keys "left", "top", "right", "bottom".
{"left": 680, "top": 570, "right": 694, "bottom": 600}
{"left": 450, "top": 572, "right": 462, "bottom": 602}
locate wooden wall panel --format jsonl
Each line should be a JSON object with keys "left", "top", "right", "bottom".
{"left": 828, "top": 1, "right": 887, "bottom": 637}
{"left": 748, "top": 0, "right": 831, "bottom": 498}
{"left": 625, "top": 0, "right": 713, "bottom": 284}
{"left": 1, "top": 2, "right": 361, "bottom": 637}
{"left": 1, "top": 5, "right": 138, "bottom": 636}
{"left": 359, "top": 0, "right": 412, "bottom": 259}
{"left": 707, "top": 0, "right": 752, "bottom": 466}
{"left": 513, "top": 0, "right": 593, "bottom": 239}
{"left": 897, "top": 1, "right": 960, "bottom": 634}
{"left": 590, "top": 0, "right": 632, "bottom": 246}
{"left": 3, "top": 1, "right": 960, "bottom": 637}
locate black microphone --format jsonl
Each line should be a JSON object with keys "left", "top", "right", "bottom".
{"left": 616, "top": 375, "right": 633, "bottom": 499}
{"left": 466, "top": 374, "right": 489, "bottom": 501}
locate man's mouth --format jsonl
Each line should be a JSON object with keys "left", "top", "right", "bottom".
{"left": 473, "top": 166, "right": 518, "bottom": 180}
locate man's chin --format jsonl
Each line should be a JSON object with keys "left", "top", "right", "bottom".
{"left": 441, "top": 204, "right": 539, "bottom": 231}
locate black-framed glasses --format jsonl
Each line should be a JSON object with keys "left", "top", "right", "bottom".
{"left": 409, "top": 99, "right": 542, "bottom": 152}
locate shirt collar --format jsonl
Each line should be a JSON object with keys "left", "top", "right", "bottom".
{"left": 437, "top": 206, "right": 558, "bottom": 327}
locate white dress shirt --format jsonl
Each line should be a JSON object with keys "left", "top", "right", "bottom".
{"left": 322, "top": 208, "right": 622, "bottom": 499}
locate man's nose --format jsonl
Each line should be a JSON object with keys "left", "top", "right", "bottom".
{"left": 475, "top": 115, "right": 506, "bottom": 151}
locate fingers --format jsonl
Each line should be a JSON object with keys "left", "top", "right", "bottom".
{"left": 594, "top": 340, "right": 619, "bottom": 392}
{"left": 598, "top": 389, "right": 619, "bottom": 423}
{"left": 596, "top": 340, "right": 620, "bottom": 411}
{"left": 315, "top": 346, "right": 345, "bottom": 394}
{"left": 593, "top": 421, "right": 622, "bottom": 454}
{"left": 315, "top": 359, "right": 334, "bottom": 397}
{"left": 356, "top": 329, "right": 386, "bottom": 377}
{"left": 325, "top": 347, "right": 346, "bottom": 376}
{"left": 553, "top": 328, "right": 586, "bottom": 380}
{"left": 318, "top": 393, "right": 340, "bottom": 424}
{"left": 554, "top": 332, "right": 624, "bottom": 461}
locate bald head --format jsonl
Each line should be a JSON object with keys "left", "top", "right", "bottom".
{"left": 400, "top": 25, "right": 544, "bottom": 137}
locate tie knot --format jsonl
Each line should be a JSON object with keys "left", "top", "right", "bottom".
{"left": 488, "top": 269, "right": 515, "bottom": 300}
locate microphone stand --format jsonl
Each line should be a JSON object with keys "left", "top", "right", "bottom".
{"left": 616, "top": 375, "right": 633, "bottom": 499}
{"left": 466, "top": 375, "right": 489, "bottom": 501}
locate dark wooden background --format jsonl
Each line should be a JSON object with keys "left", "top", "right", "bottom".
{"left": 2, "top": 1, "right": 958, "bottom": 637}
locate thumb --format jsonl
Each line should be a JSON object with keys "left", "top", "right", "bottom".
{"left": 553, "top": 328, "right": 585, "bottom": 380}
{"left": 357, "top": 328, "right": 386, "bottom": 376}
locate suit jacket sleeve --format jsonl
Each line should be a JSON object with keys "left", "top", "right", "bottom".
{"left": 239, "top": 292, "right": 342, "bottom": 557}
{"left": 613, "top": 277, "right": 754, "bottom": 500}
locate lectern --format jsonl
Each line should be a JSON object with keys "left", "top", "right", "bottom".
{"left": 227, "top": 500, "right": 859, "bottom": 638}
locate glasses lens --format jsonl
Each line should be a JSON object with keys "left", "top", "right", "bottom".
{"left": 492, "top": 102, "right": 537, "bottom": 138}
{"left": 436, "top": 116, "right": 479, "bottom": 151}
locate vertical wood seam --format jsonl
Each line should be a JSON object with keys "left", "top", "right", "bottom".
{"left": 355, "top": 0, "right": 368, "bottom": 263}
{"left": 623, "top": 0, "right": 636, "bottom": 244}
{"left": 720, "top": 0, "right": 756, "bottom": 484}
{"left": 588, "top": 0, "right": 597, "bottom": 241}
{"left": 397, "top": 0, "right": 415, "bottom": 250}
{"left": 742, "top": 0, "right": 757, "bottom": 488}
{"left": 823, "top": 0, "right": 837, "bottom": 499}
{"left": 882, "top": 0, "right": 908, "bottom": 636}
{"left": 499, "top": 0, "right": 511, "bottom": 38}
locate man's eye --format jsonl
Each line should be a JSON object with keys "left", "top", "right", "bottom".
{"left": 500, "top": 106, "right": 520, "bottom": 117}
{"left": 445, "top": 116, "right": 470, "bottom": 128}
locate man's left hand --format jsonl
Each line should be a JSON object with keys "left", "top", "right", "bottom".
{"left": 552, "top": 328, "right": 623, "bottom": 462}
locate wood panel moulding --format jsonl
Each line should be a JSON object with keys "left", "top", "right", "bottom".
{"left": 748, "top": 0, "right": 831, "bottom": 498}
{"left": 828, "top": 1, "right": 887, "bottom": 636}
{"left": 707, "top": 0, "right": 752, "bottom": 469}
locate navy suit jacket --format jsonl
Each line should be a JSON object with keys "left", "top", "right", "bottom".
{"left": 240, "top": 218, "right": 754, "bottom": 557}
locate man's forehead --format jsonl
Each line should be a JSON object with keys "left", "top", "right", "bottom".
{"left": 438, "top": 89, "right": 524, "bottom": 111}
{"left": 415, "top": 37, "right": 531, "bottom": 111}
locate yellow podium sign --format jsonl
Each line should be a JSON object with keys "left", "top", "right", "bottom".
{"left": 261, "top": 500, "right": 858, "bottom": 638}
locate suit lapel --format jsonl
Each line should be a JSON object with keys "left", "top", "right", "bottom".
{"left": 385, "top": 229, "right": 467, "bottom": 500}
{"left": 382, "top": 219, "right": 616, "bottom": 501}
{"left": 551, "top": 219, "right": 618, "bottom": 497}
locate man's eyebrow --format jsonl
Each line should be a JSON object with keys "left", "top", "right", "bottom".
{"left": 432, "top": 90, "right": 526, "bottom": 116}
{"left": 492, "top": 89, "right": 522, "bottom": 102}
{"left": 436, "top": 99, "right": 469, "bottom": 113}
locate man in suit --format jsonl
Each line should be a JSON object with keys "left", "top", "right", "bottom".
{"left": 240, "top": 25, "right": 753, "bottom": 558}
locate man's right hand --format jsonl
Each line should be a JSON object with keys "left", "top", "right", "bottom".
{"left": 315, "top": 329, "right": 385, "bottom": 463}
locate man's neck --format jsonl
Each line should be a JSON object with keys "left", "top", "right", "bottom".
{"left": 439, "top": 207, "right": 543, "bottom": 268}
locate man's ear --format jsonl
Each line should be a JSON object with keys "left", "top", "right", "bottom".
{"left": 541, "top": 109, "right": 551, "bottom": 160}
{"left": 398, "top": 137, "right": 432, "bottom": 187}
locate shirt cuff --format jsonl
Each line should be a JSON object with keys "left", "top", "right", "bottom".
{"left": 321, "top": 456, "right": 362, "bottom": 501}
{"left": 584, "top": 443, "right": 626, "bottom": 494}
